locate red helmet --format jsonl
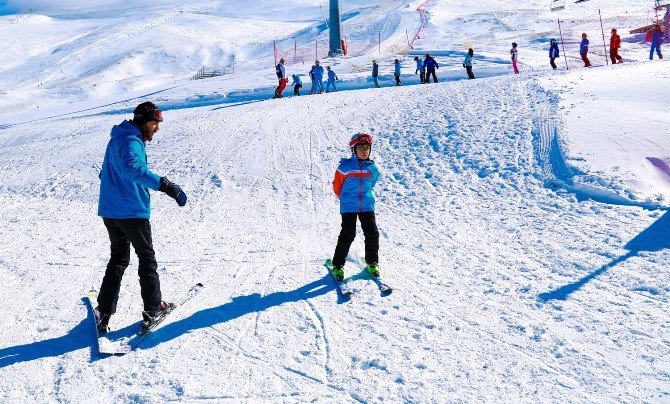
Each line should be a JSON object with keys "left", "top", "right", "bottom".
{"left": 349, "top": 133, "right": 373, "bottom": 147}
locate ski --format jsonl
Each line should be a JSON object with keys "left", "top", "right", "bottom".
{"left": 108, "top": 282, "right": 205, "bottom": 355}
{"left": 85, "top": 290, "right": 126, "bottom": 355}
{"left": 369, "top": 275, "right": 393, "bottom": 295}
{"left": 324, "top": 259, "right": 353, "bottom": 296}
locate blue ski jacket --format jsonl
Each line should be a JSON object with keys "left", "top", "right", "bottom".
{"left": 327, "top": 70, "right": 337, "bottom": 81}
{"left": 580, "top": 38, "right": 589, "bottom": 54}
{"left": 549, "top": 43, "right": 560, "bottom": 58}
{"left": 652, "top": 30, "right": 664, "bottom": 45}
{"left": 415, "top": 58, "right": 425, "bottom": 72}
{"left": 314, "top": 65, "right": 324, "bottom": 79}
{"left": 425, "top": 56, "right": 439, "bottom": 69}
{"left": 394, "top": 61, "right": 401, "bottom": 75}
{"left": 332, "top": 156, "right": 380, "bottom": 213}
{"left": 292, "top": 74, "right": 302, "bottom": 85}
{"left": 98, "top": 120, "right": 161, "bottom": 219}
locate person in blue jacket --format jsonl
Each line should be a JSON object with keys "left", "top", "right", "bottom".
{"left": 650, "top": 24, "right": 664, "bottom": 60}
{"left": 414, "top": 56, "right": 425, "bottom": 83}
{"left": 95, "top": 101, "right": 187, "bottom": 333}
{"left": 326, "top": 66, "right": 338, "bottom": 92}
{"left": 313, "top": 60, "right": 325, "bottom": 93}
{"left": 292, "top": 74, "right": 302, "bottom": 96}
{"left": 394, "top": 59, "right": 402, "bottom": 86}
{"left": 331, "top": 133, "right": 381, "bottom": 280}
{"left": 424, "top": 53, "right": 439, "bottom": 83}
{"left": 549, "top": 38, "right": 560, "bottom": 70}
{"left": 372, "top": 60, "right": 380, "bottom": 88}
{"left": 309, "top": 66, "right": 318, "bottom": 94}
{"left": 580, "top": 33, "right": 591, "bottom": 67}
{"left": 463, "top": 48, "right": 475, "bottom": 79}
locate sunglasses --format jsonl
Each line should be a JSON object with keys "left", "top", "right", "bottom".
{"left": 356, "top": 144, "right": 371, "bottom": 151}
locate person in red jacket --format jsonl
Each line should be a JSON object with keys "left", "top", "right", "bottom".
{"left": 610, "top": 28, "right": 623, "bottom": 64}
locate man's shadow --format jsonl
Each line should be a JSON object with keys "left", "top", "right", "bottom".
{"left": 0, "top": 274, "right": 336, "bottom": 366}
{"left": 538, "top": 210, "right": 670, "bottom": 302}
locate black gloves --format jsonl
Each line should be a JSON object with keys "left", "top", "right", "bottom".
{"left": 158, "top": 177, "right": 187, "bottom": 207}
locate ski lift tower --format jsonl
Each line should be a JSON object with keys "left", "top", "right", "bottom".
{"left": 328, "top": 0, "right": 344, "bottom": 57}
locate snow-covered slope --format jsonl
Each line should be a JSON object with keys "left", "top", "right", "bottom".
{"left": 0, "top": 0, "right": 669, "bottom": 402}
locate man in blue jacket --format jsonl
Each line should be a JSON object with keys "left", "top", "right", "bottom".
{"left": 331, "top": 133, "right": 381, "bottom": 280}
{"left": 96, "top": 101, "right": 187, "bottom": 333}
{"left": 650, "top": 24, "right": 664, "bottom": 60}
{"left": 424, "top": 53, "right": 439, "bottom": 83}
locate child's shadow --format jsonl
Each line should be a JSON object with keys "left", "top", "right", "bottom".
{"left": 538, "top": 210, "right": 670, "bottom": 302}
{"left": 141, "top": 274, "right": 336, "bottom": 349}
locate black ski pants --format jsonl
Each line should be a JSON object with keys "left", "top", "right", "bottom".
{"left": 466, "top": 66, "right": 475, "bottom": 79}
{"left": 426, "top": 68, "right": 438, "bottom": 83}
{"left": 550, "top": 58, "right": 557, "bottom": 70}
{"left": 98, "top": 218, "right": 162, "bottom": 314}
{"left": 332, "top": 211, "right": 379, "bottom": 268}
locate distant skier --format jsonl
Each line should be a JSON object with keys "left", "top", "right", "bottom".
{"left": 414, "top": 56, "right": 426, "bottom": 83}
{"left": 610, "top": 28, "right": 623, "bottom": 64}
{"left": 463, "top": 48, "right": 475, "bottom": 79}
{"left": 274, "top": 58, "right": 287, "bottom": 98}
{"left": 510, "top": 42, "right": 519, "bottom": 74}
{"left": 580, "top": 33, "right": 591, "bottom": 67}
{"left": 309, "top": 65, "right": 317, "bottom": 94}
{"left": 326, "top": 66, "right": 338, "bottom": 92}
{"left": 394, "top": 59, "right": 402, "bottom": 86}
{"left": 292, "top": 74, "right": 302, "bottom": 96}
{"left": 314, "top": 60, "right": 325, "bottom": 93}
{"left": 96, "top": 101, "right": 187, "bottom": 333}
{"left": 372, "top": 60, "right": 380, "bottom": 88}
{"left": 330, "top": 133, "right": 381, "bottom": 281}
{"left": 424, "top": 53, "right": 439, "bottom": 83}
{"left": 650, "top": 24, "right": 664, "bottom": 60}
{"left": 549, "top": 38, "right": 560, "bottom": 70}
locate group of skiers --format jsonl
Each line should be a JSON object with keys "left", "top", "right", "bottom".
{"left": 272, "top": 24, "right": 666, "bottom": 98}
{"left": 547, "top": 24, "right": 663, "bottom": 71}
{"left": 274, "top": 58, "right": 340, "bottom": 98}
{"left": 95, "top": 102, "right": 381, "bottom": 332}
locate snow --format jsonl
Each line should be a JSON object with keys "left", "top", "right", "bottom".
{"left": 0, "top": 0, "right": 669, "bottom": 402}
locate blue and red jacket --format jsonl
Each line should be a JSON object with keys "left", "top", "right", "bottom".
{"left": 332, "top": 156, "right": 380, "bottom": 213}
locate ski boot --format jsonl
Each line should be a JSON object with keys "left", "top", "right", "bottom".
{"left": 141, "top": 301, "right": 175, "bottom": 331}
{"left": 332, "top": 265, "right": 345, "bottom": 281}
{"left": 94, "top": 307, "right": 111, "bottom": 334}
{"left": 366, "top": 263, "right": 381, "bottom": 278}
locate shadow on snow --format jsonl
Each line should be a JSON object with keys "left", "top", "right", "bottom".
{"left": 0, "top": 274, "right": 337, "bottom": 366}
{"left": 538, "top": 210, "right": 670, "bottom": 302}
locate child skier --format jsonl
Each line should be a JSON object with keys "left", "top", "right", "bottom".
{"left": 326, "top": 66, "right": 338, "bottom": 92}
{"left": 330, "top": 133, "right": 381, "bottom": 280}
{"left": 314, "top": 60, "right": 325, "bottom": 93}
{"left": 274, "top": 58, "right": 287, "bottom": 98}
{"left": 549, "top": 38, "right": 560, "bottom": 70}
{"left": 292, "top": 74, "right": 302, "bottom": 96}
{"left": 414, "top": 56, "right": 425, "bottom": 83}
{"left": 309, "top": 66, "right": 317, "bottom": 94}
{"left": 580, "top": 33, "right": 591, "bottom": 67}
{"left": 463, "top": 48, "right": 475, "bottom": 79}
{"left": 610, "top": 28, "right": 623, "bottom": 64}
{"left": 510, "top": 42, "right": 519, "bottom": 74}
{"left": 394, "top": 59, "right": 402, "bottom": 85}
{"left": 372, "top": 60, "right": 380, "bottom": 88}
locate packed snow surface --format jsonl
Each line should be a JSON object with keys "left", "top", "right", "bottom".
{"left": 0, "top": 0, "right": 669, "bottom": 402}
